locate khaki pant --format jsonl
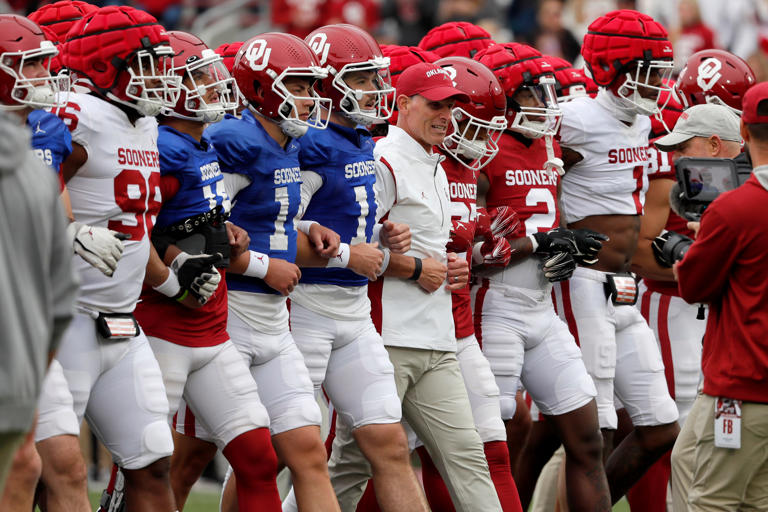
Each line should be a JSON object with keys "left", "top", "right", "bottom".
{"left": 671, "top": 393, "right": 768, "bottom": 511}
{"left": 0, "top": 431, "right": 25, "bottom": 495}
{"left": 328, "top": 347, "right": 502, "bottom": 512}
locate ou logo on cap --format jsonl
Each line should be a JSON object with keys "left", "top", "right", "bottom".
{"left": 307, "top": 33, "right": 331, "bottom": 66}
{"left": 244, "top": 39, "right": 272, "bottom": 72}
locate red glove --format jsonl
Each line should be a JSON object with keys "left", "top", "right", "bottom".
{"left": 475, "top": 207, "right": 492, "bottom": 242}
{"left": 472, "top": 237, "right": 512, "bottom": 267}
{"left": 487, "top": 206, "right": 522, "bottom": 240}
{"left": 447, "top": 219, "right": 475, "bottom": 253}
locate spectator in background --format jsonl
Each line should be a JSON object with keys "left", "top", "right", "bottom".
{"left": 673, "top": 0, "right": 717, "bottom": 71}
{"left": 377, "top": 0, "right": 439, "bottom": 46}
{"left": 526, "top": 0, "right": 580, "bottom": 62}
{"left": 272, "top": 0, "right": 380, "bottom": 39}
{"left": 698, "top": 0, "right": 759, "bottom": 60}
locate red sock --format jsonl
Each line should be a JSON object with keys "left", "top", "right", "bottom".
{"left": 355, "top": 479, "right": 382, "bottom": 512}
{"left": 416, "top": 446, "right": 456, "bottom": 512}
{"left": 222, "top": 428, "right": 281, "bottom": 511}
{"left": 484, "top": 440, "right": 523, "bottom": 512}
{"left": 627, "top": 450, "right": 672, "bottom": 512}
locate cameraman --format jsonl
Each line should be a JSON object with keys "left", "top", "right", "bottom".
{"left": 670, "top": 83, "right": 768, "bottom": 511}
{"left": 630, "top": 104, "right": 741, "bottom": 507}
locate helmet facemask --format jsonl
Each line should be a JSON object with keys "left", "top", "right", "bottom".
{"left": 613, "top": 59, "right": 674, "bottom": 116}
{"left": 0, "top": 40, "right": 69, "bottom": 110}
{"left": 269, "top": 67, "right": 331, "bottom": 137}
{"left": 442, "top": 106, "right": 506, "bottom": 170}
{"left": 332, "top": 56, "right": 394, "bottom": 125}
{"left": 509, "top": 75, "right": 562, "bottom": 138}
{"left": 173, "top": 49, "right": 238, "bottom": 123}
{"left": 113, "top": 46, "right": 182, "bottom": 117}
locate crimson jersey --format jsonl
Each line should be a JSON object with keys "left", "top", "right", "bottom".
{"left": 482, "top": 131, "right": 561, "bottom": 236}
{"left": 135, "top": 271, "right": 229, "bottom": 347}
{"left": 442, "top": 153, "right": 477, "bottom": 339}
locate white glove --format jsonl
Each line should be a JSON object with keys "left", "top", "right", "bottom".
{"left": 67, "top": 222, "right": 126, "bottom": 277}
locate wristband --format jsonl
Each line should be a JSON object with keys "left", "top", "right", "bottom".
{"left": 175, "top": 290, "right": 189, "bottom": 302}
{"left": 327, "top": 243, "right": 351, "bottom": 268}
{"left": 296, "top": 220, "right": 318, "bottom": 235}
{"left": 472, "top": 242, "right": 485, "bottom": 265}
{"left": 153, "top": 268, "right": 182, "bottom": 298}
{"left": 377, "top": 247, "right": 391, "bottom": 276}
{"left": 372, "top": 223, "right": 384, "bottom": 246}
{"left": 409, "top": 257, "right": 422, "bottom": 281}
{"left": 528, "top": 234, "right": 539, "bottom": 253}
{"left": 243, "top": 250, "right": 270, "bottom": 279}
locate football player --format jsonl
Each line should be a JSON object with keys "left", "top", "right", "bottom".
{"left": 201, "top": 32, "right": 342, "bottom": 511}
{"left": 418, "top": 21, "right": 495, "bottom": 59}
{"left": 132, "top": 30, "right": 282, "bottom": 511}
{"left": 474, "top": 42, "right": 610, "bottom": 511}
{"left": 37, "top": 7, "right": 184, "bottom": 511}
{"left": 279, "top": 23, "right": 428, "bottom": 512}
{"left": 551, "top": 9, "right": 680, "bottom": 503}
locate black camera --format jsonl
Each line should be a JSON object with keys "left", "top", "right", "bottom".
{"left": 671, "top": 157, "right": 750, "bottom": 221}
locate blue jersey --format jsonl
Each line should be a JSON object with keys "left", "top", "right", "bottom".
{"left": 298, "top": 123, "right": 378, "bottom": 287}
{"left": 207, "top": 110, "right": 301, "bottom": 295}
{"left": 155, "top": 125, "right": 228, "bottom": 228}
{"left": 27, "top": 109, "right": 72, "bottom": 173}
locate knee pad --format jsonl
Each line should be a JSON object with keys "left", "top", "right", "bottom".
{"left": 499, "top": 395, "right": 517, "bottom": 421}
{"left": 652, "top": 396, "right": 680, "bottom": 426}
{"left": 270, "top": 398, "right": 322, "bottom": 435}
{"left": 132, "top": 421, "right": 173, "bottom": 470}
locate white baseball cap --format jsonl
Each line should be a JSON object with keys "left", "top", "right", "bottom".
{"left": 654, "top": 103, "right": 741, "bottom": 151}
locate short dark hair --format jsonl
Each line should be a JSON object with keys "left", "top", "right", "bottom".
{"left": 746, "top": 98, "right": 768, "bottom": 142}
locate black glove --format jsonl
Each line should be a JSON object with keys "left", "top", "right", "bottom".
{"left": 541, "top": 252, "right": 576, "bottom": 282}
{"left": 571, "top": 229, "right": 609, "bottom": 265}
{"left": 651, "top": 231, "right": 693, "bottom": 268}
{"left": 171, "top": 252, "right": 224, "bottom": 304}
{"left": 531, "top": 228, "right": 577, "bottom": 255}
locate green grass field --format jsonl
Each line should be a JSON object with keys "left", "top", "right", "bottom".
{"left": 88, "top": 491, "right": 631, "bottom": 511}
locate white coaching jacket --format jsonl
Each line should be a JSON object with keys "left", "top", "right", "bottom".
{"left": 373, "top": 125, "right": 456, "bottom": 352}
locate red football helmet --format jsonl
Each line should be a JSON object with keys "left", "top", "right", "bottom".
{"left": 476, "top": 42, "right": 561, "bottom": 138}
{"left": 29, "top": 1, "right": 98, "bottom": 73}
{"left": 214, "top": 41, "right": 244, "bottom": 74}
{"left": 675, "top": 49, "right": 756, "bottom": 114}
{"left": 418, "top": 21, "right": 495, "bottom": 59}
{"left": 541, "top": 55, "right": 589, "bottom": 103}
{"left": 305, "top": 24, "right": 393, "bottom": 124}
{"left": 435, "top": 57, "right": 506, "bottom": 170}
{"left": 0, "top": 14, "right": 68, "bottom": 110}
{"left": 28, "top": 1, "right": 98, "bottom": 43}
{"left": 581, "top": 10, "right": 674, "bottom": 115}
{"left": 63, "top": 6, "right": 181, "bottom": 117}
{"left": 166, "top": 31, "right": 237, "bottom": 123}
{"left": 234, "top": 33, "right": 330, "bottom": 137}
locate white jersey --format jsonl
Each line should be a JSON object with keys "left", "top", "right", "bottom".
{"left": 558, "top": 91, "right": 651, "bottom": 224}
{"left": 373, "top": 126, "right": 455, "bottom": 352}
{"left": 61, "top": 93, "right": 161, "bottom": 313}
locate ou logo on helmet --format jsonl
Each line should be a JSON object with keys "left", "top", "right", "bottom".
{"left": 244, "top": 39, "right": 272, "bottom": 72}
{"left": 696, "top": 57, "right": 722, "bottom": 92}
{"left": 307, "top": 33, "right": 331, "bottom": 66}
{"left": 443, "top": 66, "right": 458, "bottom": 87}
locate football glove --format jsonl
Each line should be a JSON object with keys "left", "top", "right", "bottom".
{"left": 542, "top": 251, "right": 576, "bottom": 282}
{"left": 531, "top": 227, "right": 577, "bottom": 255}
{"left": 487, "top": 206, "right": 522, "bottom": 240}
{"left": 68, "top": 222, "right": 128, "bottom": 277}
{"left": 571, "top": 229, "right": 609, "bottom": 265}
{"left": 652, "top": 230, "right": 693, "bottom": 267}
{"left": 171, "top": 252, "right": 223, "bottom": 305}
{"left": 473, "top": 237, "right": 512, "bottom": 267}
{"left": 447, "top": 219, "right": 475, "bottom": 253}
